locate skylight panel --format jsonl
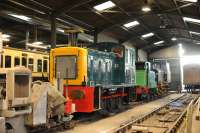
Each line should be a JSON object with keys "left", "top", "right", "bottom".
{"left": 154, "top": 40, "right": 164, "bottom": 45}
{"left": 123, "top": 21, "right": 140, "bottom": 28}
{"left": 141, "top": 32, "right": 154, "bottom": 38}
{"left": 93, "top": 1, "right": 116, "bottom": 11}
{"left": 9, "top": 14, "right": 31, "bottom": 21}
{"left": 182, "top": 0, "right": 198, "bottom": 2}
{"left": 183, "top": 17, "right": 200, "bottom": 24}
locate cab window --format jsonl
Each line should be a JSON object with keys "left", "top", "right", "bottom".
{"left": 1, "top": 55, "right": 3, "bottom": 68}
{"left": 43, "top": 60, "right": 48, "bottom": 72}
{"left": 55, "top": 56, "right": 77, "bottom": 79}
{"left": 28, "top": 58, "right": 34, "bottom": 71}
{"left": 37, "top": 59, "right": 42, "bottom": 72}
{"left": 14, "top": 57, "right": 20, "bottom": 66}
{"left": 22, "top": 57, "right": 27, "bottom": 67}
{"left": 5, "top": 56, "right": 11, "bottom": 68}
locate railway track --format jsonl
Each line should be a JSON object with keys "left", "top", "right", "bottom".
{"left": 112, "top": 94, "right": 198, "bottom": 133}
{"left": 74, "top": 94, "right": 171, "bottom": 123}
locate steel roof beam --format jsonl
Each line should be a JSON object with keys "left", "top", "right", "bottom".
{"left": 5, "top": 0, "right": 94, "bottom": 31}
{"left": 97, "top": 3, "right": 194, "bottom": 33}
{"left": 172, "top": 0, "right": 193, "bottom": 41}
{"left": 85, "top": 5, "right": 150, "bottom": 47}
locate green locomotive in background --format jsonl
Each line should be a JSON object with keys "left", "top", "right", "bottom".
{"left": 135, "top": 60, "right": 170, "bottom": 100}
{"left": 135, "top": 62, "right": 158, "bottom": 100}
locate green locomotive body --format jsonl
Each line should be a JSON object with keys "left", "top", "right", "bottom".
{"left": 135, "top": 62, "right": 158, "bottom": 100}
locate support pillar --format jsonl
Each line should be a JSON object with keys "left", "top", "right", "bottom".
{"left": 25, "top": 29, "right": 29, "bottom": 49}
{"left": 51, "top": 13, "right": 56, "bottom": 48}
{"left": 93, "top": 28, "right": 98, "bottom": 45}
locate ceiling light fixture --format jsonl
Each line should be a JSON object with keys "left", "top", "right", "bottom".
{"left": 142, "top": 6, "right": 151, "bottom": 12}
{"left": 182, "top": 0, "right": 198, "bottom": 2}
{"left": 190, "top": 31, "right": 200, "bottom": 35}
{"left": 9, "top": 14, "right": 31, "bottom": 21}
{"left": 93, "top": 1, "right": 116, "bottom": 11}
{"left": 171, "top": 37, "right": 177, "bottom": 41}
{"left": 183, "top": 17, "right": 200, "bottom": 24}
{"left": 154, "top": 40, "right": 164, "bottom": 45}
{"left": 196, "top": 42, "right": 200, "bottom": 45}
{"left": 2, "top": 34, "right": 11, "bottom": 38}
{"left": 32, "top": 41, "right": 43, "bottom": 45}
{"left": 141, "top": 32, "right": 154, "bottom": 38}
{"left": 2, "top": 38, "right": 10, "bottom": 42}
{"left": 27, "top": 43, "right": 50, "bottom": 49}
{"left": 57, "top": 28, "right": 65, "bottom": 33}
{"left": 123, "top": 21, "right": 140, "bottom": 28}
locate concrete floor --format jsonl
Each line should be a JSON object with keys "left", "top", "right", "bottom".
{"left": 59, "top": 94, "right": 182, "bottom": 133}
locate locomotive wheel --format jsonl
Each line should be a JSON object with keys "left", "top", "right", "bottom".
{"left": 63, "top": 120, "right": 76, "bottom": 129}
{"left": 116, "top": 97, "right": 123, "bottom": 109}
{"left": 6, "top": 123, "right": 14, "bottom": 133}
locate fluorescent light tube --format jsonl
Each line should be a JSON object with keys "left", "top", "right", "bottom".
{"left": 123, "top": 21, "right": 140, "bottom": 28}
{"left": 94, "top": 1, "right": 116, "bottom": 11}
{"left": 183, "top": 17, "right": 200, "bottom": 24}
{"left": 57, "top": 28, "right": 65, "bottom": 33}
{"left": 27, "top": 43, "right": 49, "bottom": 49}
{"left": 2, "top": 34, "right": 10, "bottom": 38}
{"left": 32, "top": 41, "right": 43, "bottom": 45}
{"left": 2, "top": 38, "right": 10, "bottom": 42}
{"left": 141, "top": 32, "right": 154, "bottom": 38}
{"left": 182, "top": 0, "right": 198, "bottom": 2}
{"left": 9, "top": 14, "right": 31, "bottom": 21}
{"left": 190, "top": 31, "right": 200, "bottom": 35}
{"left": 154, "top": 40, "right": 164, "bottom": 45}
{"left": 142, "top": 6, "right": 151, "bottom": 12}
{"left": 171, "top": 37, "right": 177, "bottom": 41}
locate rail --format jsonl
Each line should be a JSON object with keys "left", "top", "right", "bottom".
{"left": 166, "top": 99, "right": 194, "bottom": 133}
{"left": 111, "top": 94, "right": 185, "bottom": 133}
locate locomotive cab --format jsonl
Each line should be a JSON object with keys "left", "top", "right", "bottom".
{"left": 50, "top": 47, "right": 94, "bottom": 113}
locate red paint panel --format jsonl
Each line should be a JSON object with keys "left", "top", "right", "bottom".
{"left": 65, "top": 97, "right": 72, "bottom": 114}
{"left": 136, "top": 87, "right": 142, "bottom": 95}
{"left": 101, "top": 93, "right": 127, "bottom": 99}
{"left": 136, "top": 86, "right": 149, "bottom": 95}
{"left": 64, "top": 86, "right": 94, "bottom": 113}
{"left": 143, "top": 87, "right": 149, "bottom": 93}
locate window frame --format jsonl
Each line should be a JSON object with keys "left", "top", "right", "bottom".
{"left": 5, "top": 55, "right": 12, "bottom": 68}
{"left": 55, "top": 55, "right": 77, "bottom": 79}
{"left": 22, "top": 57, "right": 27, "bottom": 67}
{"left": 14, "top": 57, "right": 20, "bottom": 66}
{"left": 28, "top": 58, "right": 34, "bottom": 71}
{"left": 0, "top": 55, "right": 3, "bottom": 68}
{"left": 43, "top": 59, "right": 48, "bottom": 72}
{"left": 37, "top": 59, "right": 43, "bottom": 72}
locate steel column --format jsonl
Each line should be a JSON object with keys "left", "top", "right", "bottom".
{"left": 51, "top": 13, "right": 56, "bottom": 48}
{"left": 93, "top": 29, "right": 98, "bottom": 45}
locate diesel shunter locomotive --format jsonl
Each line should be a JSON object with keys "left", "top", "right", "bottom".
{"left": 50, "top": 44, "right": 136, "bottom": 113}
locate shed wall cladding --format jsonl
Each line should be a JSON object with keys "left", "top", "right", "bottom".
{"left": 149, "top": 45, "right": 181, "bottom": 91}
{"left": 138, "top": 49, "right": 147, "bottom": 61}
{"left": 149, "top": 45, "right": 179, "bottom": 59}
{"left": 168, "top": 59, "right": 181, "bottom": 90}
{"left": 98, "top": 33, "right": 119, "bottom": 43}
{"left": 182, "top": 44, "right": 200, "bottom": 56}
